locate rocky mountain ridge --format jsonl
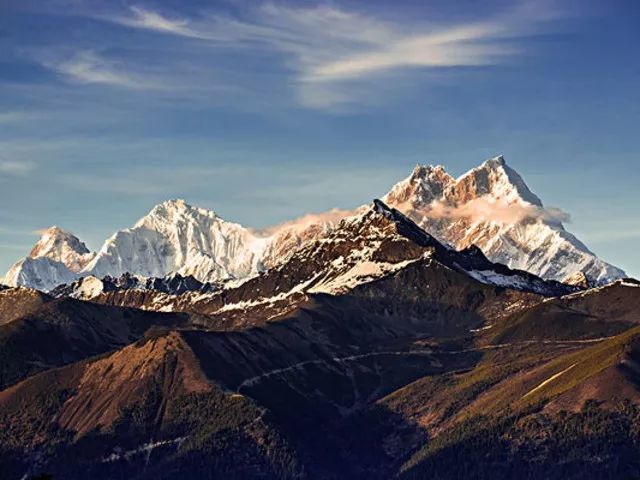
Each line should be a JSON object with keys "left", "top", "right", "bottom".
{"left": 3, "top": 156, "right": 626, "bottom": 291}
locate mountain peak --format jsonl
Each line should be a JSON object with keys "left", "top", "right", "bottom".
{"left": 139, "top": 199, "right": 220, "bottom": 229}
{"left": 384, "top": 163, "right": 455, "bottom": 207}
{"left": 370, "top": 198, "right": 418, "bottom": 228}
{"left": 380, "top": 156, "right": 625, "bottom": 284}
{"left": 30, "top": 226, "right": 91, "bottom": 261}
{"left": 385, "top": 156, "right": 542, "bottom": 209}
{"left": 372, "top": 198, "right": 394, "bottom": 216}
{"left": 411, "top": 163, "right": 448, "bottom": 178}
{"left": 454, "top": 155, "right": 543, "bottom": 206}
{"left": 1, "top": 225, "right": 96, "bottom": 289}
{"left": 162, "top": 198, "right": 189, "bottom": 209}
{"left": 360, "top": 199, "right": 444, "bottom": 250}
{"left": 482, "top": 154, "right": 506, "bottom": 168}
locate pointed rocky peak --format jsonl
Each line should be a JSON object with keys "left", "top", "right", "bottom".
{"left": 28, "top": 226, "right": 94, "bottom": 273}
{"left": 30, "top": 226, "right": 90, "bottom": 259}
{"left": 383, "top": 163, "right": 455, "bottom": 207}
{"left": 451, "top": 155, "right": 543, "bottom": 206}
{"left": 370, "top": 198, "right": 422, "bottom": 229}
{"left": 341, "top": 199, "right": 446, "bottom": 253}
{"left": 483, "top": 154, "right": 506, "bottom": 168}
{"left": 410, "top": 163, "right": 451, "bottom": 181}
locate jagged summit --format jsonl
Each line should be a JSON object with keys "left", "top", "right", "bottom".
{"left": 389, "top": 155, "right": 542, "bottom": 208}
{"left": 410, "top": 163, "right": 449, "bottom": 178}
{"left": 371, "top": 198, "right": 399, "bottom": 218}
{"left": 386, "top": 164, "right": 455, "bottom": 207}
{"left": 85, "top": 197, "right": 263, "bottom": 282}
{"left": 454, "top": 155, "right": 543, "bottom": 206}
{"left": 383, "top": 156, "right": 625, "bottom": 284}
{"left": 139, "top": 198, "right": 220, "bottom": 225}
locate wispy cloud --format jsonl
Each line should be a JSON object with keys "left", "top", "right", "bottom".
{"left": 49, "top": 51, "right": 158, "bottom": 89}
{"left": 113, "top": 6, "right": 204, "bottom": 38}
{"left": 0, "top": 159, "right": 34, "bottom": 175}
{"left": 92, "top": 2, "right": 564, "bottom": 109}
{"left": 256, "top": 208, "right": 354, "bottom": 236}
{"left": 29, "top": 2, "right": 566, "bottom": 109}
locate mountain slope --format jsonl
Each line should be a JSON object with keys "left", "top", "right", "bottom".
{"left": 0, "top": 291, "right": 190, "bottom": 390}
{"left": 0, "top": 263, "right": 636, "bottom": 479}
{"left": 0, "top": 330, "right": 305, "bottom": 480}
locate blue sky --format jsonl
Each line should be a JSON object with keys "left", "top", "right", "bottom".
{"left": 0, "top": 0, "right": 639, "bottom": 277}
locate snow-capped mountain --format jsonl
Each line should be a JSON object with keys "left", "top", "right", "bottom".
{"left": 85, "top": 199, "right": 267, "bottom": 281}
{"left": 3, "top": 257, "right": 78, "bottom": 292}
{"left": 29, "top": 226, "right": 95, "bottom": 270}
{"left": 382, "top": 156, "right": 625, "bottom": 284}
{"left": 3, "top": 156, "right": 626, "bottom": 291}
{"left": 84, "top": 199, "right": 341, "bottom": 282}
{"left": 3, "top": 200, "right": 342, "bottom": 291}
{"left": 3, "top": 226, "right": 95, "bottom": 291}
{"left": 219, "top": 199, "right": 575, "bottom": 303}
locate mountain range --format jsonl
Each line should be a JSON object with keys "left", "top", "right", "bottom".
{"left": 3, "top": 156, "right": 625, "bottom": 292}
{"left": 0, "top": 157, "right": 637, "bottom": 480}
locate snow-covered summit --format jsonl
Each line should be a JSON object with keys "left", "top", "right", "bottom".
{"left": 383, "top": 156, "right": 625, "bottom": 284}
{"left": 385, "top": 164, "right": 455, "bottom": 208}
{"left": 451, "top": 155, "right": 543, "bottom": 206}
{"left": 3, "top": 226, "right": 95, "bottom": 291}
{"left": 28, "top": 226, "right": 95, "bottom": 271}
{"left": 84, "top": 199, "right": 267, "bottom": 282}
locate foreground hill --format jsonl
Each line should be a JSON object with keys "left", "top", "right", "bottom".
{"left": 1, "top": 282, "right": 639, "bottom": 479}
{"left": 0, "top": 288, "right": 190, "bottom": 390}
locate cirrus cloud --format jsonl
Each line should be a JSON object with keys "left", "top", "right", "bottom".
{"left": 76, "top": 1, "right": 568, "bottom": 110}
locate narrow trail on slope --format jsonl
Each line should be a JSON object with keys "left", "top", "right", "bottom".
{"left": 522, "top": 363, "right": 577, "bottom": 398}
{"left": 236, "top": 350, "right": 438, "bottom": 391}
{"left": 235, "top": 336, "right": 614, "bottom": 392}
